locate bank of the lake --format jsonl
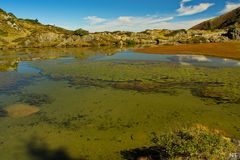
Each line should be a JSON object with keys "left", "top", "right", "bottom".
{"left": 135, "top": 41, "right": 240, "bottom": 60}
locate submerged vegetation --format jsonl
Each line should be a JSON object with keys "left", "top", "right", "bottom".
{"left": 0, "top": 108, "right": 8, "bottom": 117}
{"left": 0, "top": 47, "right": 240, "bottom": 159}
{"left": 32, "top": 60, "right": 240, "bottom": 105}
{"left": 18, "top": 93, "right": 53, "bottom": 107}
{"left": 0, "top": 50, "right": 239, "bottom": 159}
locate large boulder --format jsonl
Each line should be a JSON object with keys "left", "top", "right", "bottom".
{"left": 226, "top": 28, "right": 240, "bottom": 40}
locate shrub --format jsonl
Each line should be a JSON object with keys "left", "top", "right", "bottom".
{"left": 125, "top": 39, "right": 136, "bottom": 46}
{"left": 22, "top": 19, "right": 40, "bottom": 24}
{"left": 165, "top": 29, "right": 187, "bottom": 37}
{"left": 121, "top": 125, "right": 238, "bottom": 160}
{"left": 157, "top": 125, "right": 237, "bottom": 159}
{"left": 188, "top": 36, "right": 208, "bottom": 43}
{"left": 73, "top": 28, "right": 89, "bottom": 36}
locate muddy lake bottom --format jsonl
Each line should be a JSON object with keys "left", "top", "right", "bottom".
{"left": 0, "top": 48, "right": 240, "bottom": 160}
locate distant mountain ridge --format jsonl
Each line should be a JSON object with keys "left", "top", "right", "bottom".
{"left": 191, "top": 7, "right": 240, "bottom": 30}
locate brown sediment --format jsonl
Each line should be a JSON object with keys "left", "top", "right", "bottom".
{"left": 134, "top": 41, "right": 240, "bottom": 60}
{"left": 4, "top": 103, "right": 40, "bottom": 118}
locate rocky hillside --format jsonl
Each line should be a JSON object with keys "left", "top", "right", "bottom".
{"left": 0, "top": 9, "right": 74, "bottom": 48}
{"left": 0, "top": 8, "right": 236, "bottom": 49}
{"left": 191, "top": 7, "right": 240, "bottom": 30}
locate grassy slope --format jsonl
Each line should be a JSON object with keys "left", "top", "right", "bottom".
{"left": 0, "top": 9, "right": 72, "bottom": 47}
{"left": 191, "top": 7, "right": 240, "bottom": 30}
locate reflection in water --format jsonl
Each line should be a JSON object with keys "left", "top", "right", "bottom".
{"left": 95, "top": 51, "right": 240, "bottom": 67}
{"left": 1, "top": 48, "right": 240, "bottom": 72}
{"left": 0, "top": 47, "right": 128, "bottom": 71}
{"left": 17, "top": 62, "right": 41, "bottom": 74}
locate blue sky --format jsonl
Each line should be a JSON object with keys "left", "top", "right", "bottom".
{"left": 1, "top": 0, "right": 240, "bottom": 32}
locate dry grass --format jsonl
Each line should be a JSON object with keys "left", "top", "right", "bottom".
{"left": 135, "top": 41, "right": 240, "bottom": 60}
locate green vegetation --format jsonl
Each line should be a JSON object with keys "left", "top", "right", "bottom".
{"left": 33, "top": 60, "right": 240, "bottom": 105}
{"left": 187, "top": 36, "right": 208, "bottom": 43}
{"left": 22, "top": 18, "right": 40, "bottom": 24}
{"left": 191, "top": 7, "right": 240, "bottom": 30}
{"left": 165, "top": 29, "right": 187, "bottom": 37}
{"left": 157, "top": 125, "right": 237, "bottom": 159}
{"left": 73, "top": 28, "right": 89, "bottom": 36}
{"left": 122, "top": 125, "right": 238, "bottom": 160}
{"left": 125, "top": 39, "right": 136, "bottom": 46}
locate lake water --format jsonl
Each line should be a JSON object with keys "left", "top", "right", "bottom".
{"left": 0, "top": 48, "right": 240, "bottom": 160}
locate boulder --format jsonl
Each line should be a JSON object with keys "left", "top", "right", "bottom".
{"left": 226, "top": 28, "right": 240, "bottom": 40}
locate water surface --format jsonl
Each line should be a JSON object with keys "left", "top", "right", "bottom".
{"left": 0, "top": 48, "right": 240, "bottom": 160}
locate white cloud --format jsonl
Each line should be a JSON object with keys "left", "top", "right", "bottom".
{"left": 177, "top": 0, "right": 214, "bottom": 16}
{"left": 220, "top": 2, "right": 240, "bottom": 14}
{"left": 181, "top": 0, "right": 192, "bottom": 3}
{"left": 84, "top": 16, "right": 106, "bottom": 25}
{"left": 118, "top": 16, "right": 132, "bottom": 23}
{"left": 82, "top": 15, "right": 210, "bottom": 32}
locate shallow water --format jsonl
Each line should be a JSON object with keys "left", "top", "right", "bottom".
{"left": 0, "top": 48, "right": 240, "bottom": 160}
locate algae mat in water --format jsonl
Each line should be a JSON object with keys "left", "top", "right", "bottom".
{"left": 0, "top": 51, "right": 240, "bottom": 159}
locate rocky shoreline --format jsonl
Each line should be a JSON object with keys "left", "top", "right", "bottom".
{"left": 1, "top": 27, "right": 239, "bottom": 50}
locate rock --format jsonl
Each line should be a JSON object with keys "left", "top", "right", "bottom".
{"left": 4, "top": 103, "right": 40, "bottom": 118}
{"left": 229, "top": 152, "right": 240, "bottom": 160}
{"left": 226, "top": 28, "right": 240, "bottom": 40}
{"left": 137, "top": 157, "right": 152, "bottom": 160}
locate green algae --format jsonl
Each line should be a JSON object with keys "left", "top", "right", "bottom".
{"left": 32, "top": 60, "right": 240, "bottom": 104}
{"left": 0, "top": 49, "right": 240, "bottom": 160}
{"left": 17, "top": 92, "right": 54, "bottom": 106}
